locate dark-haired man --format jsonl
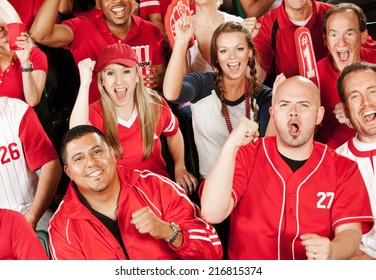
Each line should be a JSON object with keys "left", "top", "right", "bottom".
{"left": 50, "top": 125, "right": 222, "bottom": 259}
{"left": 336, "top": 61, "right": 376, "bottom": 260}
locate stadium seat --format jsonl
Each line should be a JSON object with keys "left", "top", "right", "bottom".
{"left": 36, "top": 230, "right": 50, "bottom": 259}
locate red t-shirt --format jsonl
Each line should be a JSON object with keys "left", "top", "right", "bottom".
{"left": 89, "top": 97, "right": 178, "bottom": 177}
{"left": 8, "top": 0, "right": 45, "bottom": 30}
{"left": 139, "top": 0, "right": 171, "bottom": 19}
{"left": 0, "top": 48, "right": 48, "bottom": 102}
{"left": 254, "top": 0, "right": 331, "bottom": 80}
{"left": 0, "top": 209, "right": 48, "bottom": 260}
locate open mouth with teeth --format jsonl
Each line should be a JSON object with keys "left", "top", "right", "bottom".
{"left": 228, "top": 62, "right": 240, "bottom": 72}
{"left": 88, "top": 170, "right": 103, "bottom": 178}
{"left": 111, "top": 6, "right": 126, "bottom": 17}
{"left": 337, "top": 50, "right": 350, "bottom": 62}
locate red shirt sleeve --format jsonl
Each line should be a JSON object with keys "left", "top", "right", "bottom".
{"left": 19, "top": 107, "right": 58, "bottom": 171}
{"left": 3, "top": 209, "right": 48, "bottom": 260}
{"left": 159, "top": 97, "right": 179, "bottom": 137}
{"left": 30, "top": 47, "right": 48, "bottom": 73}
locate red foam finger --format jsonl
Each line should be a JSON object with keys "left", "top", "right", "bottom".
{"left": 164, "top": 0, "right": 195, "bottom": 49}
{"left": 294, "top": 27, "right": 320, "bottom": 88}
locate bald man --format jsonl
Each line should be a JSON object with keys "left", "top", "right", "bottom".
{"left": 201, "top": 75, "right": 374, "bottom": 260}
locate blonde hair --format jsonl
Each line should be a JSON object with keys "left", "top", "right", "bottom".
{"left": 97, "top": 65, "right": 162, "bottom": 160}
{"left": 0, "top": 0, "right": 22, "bottom": 24}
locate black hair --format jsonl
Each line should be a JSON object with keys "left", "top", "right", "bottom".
{"left": 60, "top": 125, "right": 110, "bottom": 165}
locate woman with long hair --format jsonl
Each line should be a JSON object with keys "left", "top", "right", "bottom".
{"left": 164, "top": 18, "right": 273, "bottom": 179}
{"left": 70, "top": 43, "right": 197, "bottom": 194}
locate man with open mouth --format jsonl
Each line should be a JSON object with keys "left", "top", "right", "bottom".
{"left": 201, "top": 75, "right": 374, "bottom": 260}
{"left": 336, "top": 61, "right": 376, "bottom": 260}
{"left": 316, "top": 2, "right": 376, "bottom": 149}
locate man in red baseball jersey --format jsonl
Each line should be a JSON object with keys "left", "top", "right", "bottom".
{"left": 201, "top": 75, "right": 374, "bottom": 260}
{"left": 0, "top": 97, "right": 62, "bottom": 231}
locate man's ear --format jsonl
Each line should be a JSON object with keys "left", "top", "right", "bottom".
{"left": 63, "top": 165, "right": 72, "bottom": 179}
{"left": 269, "top": 106, "right": 274, "bottom": 118}
{"left": 343, "top": 102, "right": 350, "bottom": 119}
{"left": 109, "top": 146, "right": 116, "bottom": 162}
{"left": 316, "top": 106, "right": 325, "bottom": 126}
{"left": 97, "top": 0, "right": 103, "bottom": 10}
{"left": 361, "top": 29, "right": 368, "bottom": 44}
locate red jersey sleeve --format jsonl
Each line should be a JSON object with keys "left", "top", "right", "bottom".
{"left": 139, "top": 0, "right": 163, "bottom": 18}
{"left": 232, "top": 140, "right": 259, "bottom": 208}
{"left": 159, "top": 97, "right": 179, "bottom": 137}
{"left": 19, "top": 107, "right": 58, "bottom": 171}
{"left": 88, "top": 101, "right": 105, "bottom": 132}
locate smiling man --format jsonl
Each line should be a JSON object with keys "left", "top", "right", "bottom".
{"left": 201, "top": 75, "right": 374, "bottom": 260}
{"left": 30, "top": 0, "right": 167, "bottom": 103}
{"left": 336, "top": 62, "right": 376, "bottom": 260}
{"left": 315, "top": 3, "right": 376, "bottom": 149}
{"left": 49, "top": 125, "right": 222, "bottom": 260}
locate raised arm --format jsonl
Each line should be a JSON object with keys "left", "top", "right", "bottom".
{"left": 240, "top": 0, "right": 275, "bottom": 18}
{"left": 58, "top": 0, "right": 75, "bottom": 15}
{"left": 163, "top": 16, "right": 196, "bottom": 101}
{"left": 29, "top": 0, "right": 74, "bottom": 48}
{"left": 15, "top": 34, "right": 46, "bottom": 107}
{"left": 69, "top": 58, "right": 96, "bottom": 128}
{"left": 25, "top": 159, "right": 61, "bottom": 230}
{"left": 201, "top": 118, "right": 259, "bottom": 224}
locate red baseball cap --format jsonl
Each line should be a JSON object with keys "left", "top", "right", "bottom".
{"left": 97, "top": 43, "right": 139, "bottom": 72}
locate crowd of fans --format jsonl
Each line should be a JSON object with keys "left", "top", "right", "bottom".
{"left": 0, "top": 0, "right": 375, "bottom": 260}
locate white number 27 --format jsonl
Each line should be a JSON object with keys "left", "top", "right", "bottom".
{"left": 317, "top": 192, "right": 334, "bottom": 209}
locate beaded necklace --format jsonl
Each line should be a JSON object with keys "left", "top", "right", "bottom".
{"left": 223, "top": 90, "right": 251, "bottom": 134}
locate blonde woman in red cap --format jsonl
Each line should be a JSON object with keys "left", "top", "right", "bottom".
{"left": 70, "top": 43, "right": 197, "bottom": 195}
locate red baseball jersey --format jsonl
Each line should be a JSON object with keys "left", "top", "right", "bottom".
{"left": 0, "top": 97, "right": 58, "bottom": 215}
{"left": 228, "top": 136, "right": 374, "bottom": 260}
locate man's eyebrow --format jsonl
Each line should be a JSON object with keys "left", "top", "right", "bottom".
{"left": 349, "top": 85, "right": 376, "bottom": 94}
{"left": 277, "top": 100, "right": 312, "bottom": 104}
{"left": 70, "top": 145, "right": 101, "bottom": 159}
